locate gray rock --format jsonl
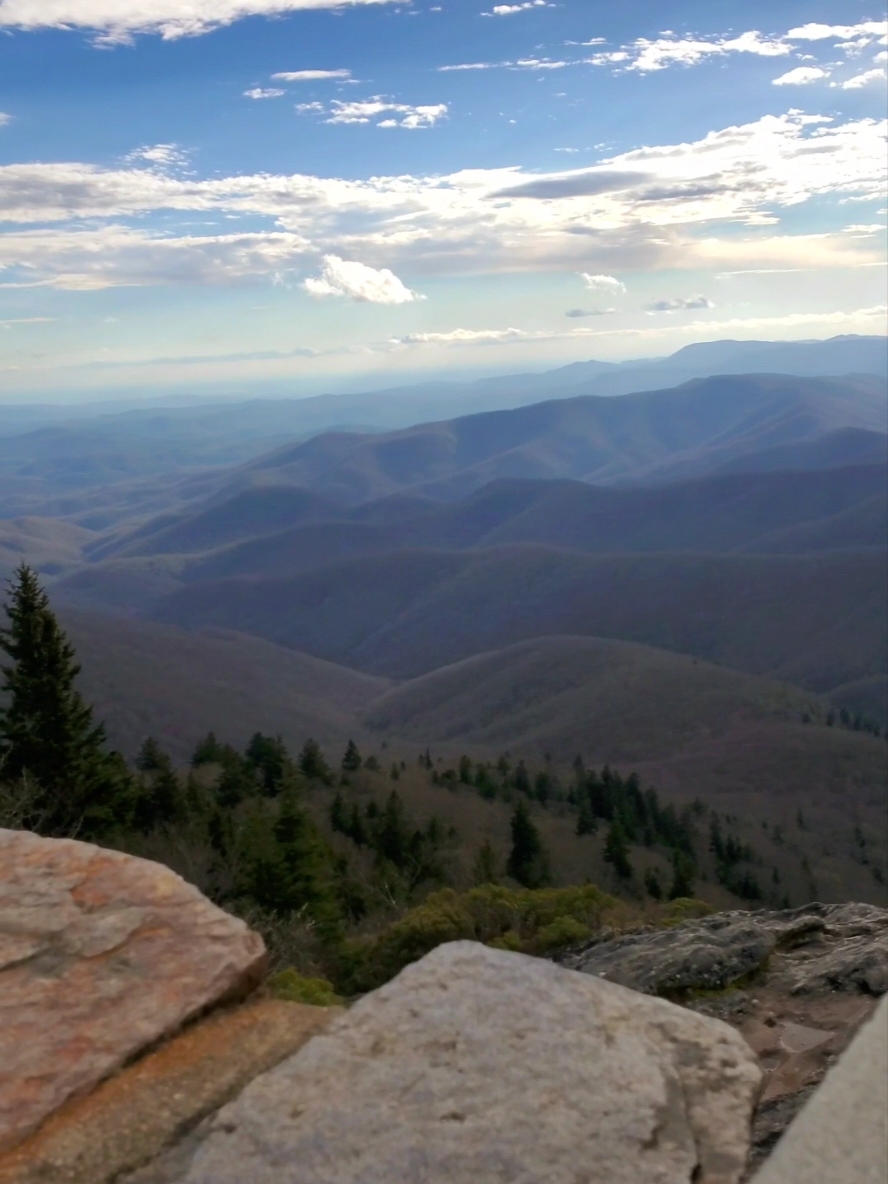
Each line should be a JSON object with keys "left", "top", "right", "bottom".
{"left": 562, "top": 904, "right": 888, "bottom": 998}
{"left": 175, "top": 941, "right": 761, "bottom": 1184}
{"left": 751, "top": 993, "right": 888, "bottom": 1184}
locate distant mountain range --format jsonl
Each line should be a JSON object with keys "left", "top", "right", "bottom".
{"left": 0, "top": 335, "right": 883, "bottom": 797}
{"left": 0, "top": 334, "right": 884, "bottom": 519}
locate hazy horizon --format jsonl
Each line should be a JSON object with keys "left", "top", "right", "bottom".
{"left": 0, "top": 1, "right": 885, "bottom": 402}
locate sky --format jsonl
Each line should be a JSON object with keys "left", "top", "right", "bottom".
{"left": 0, "top": 0, "right": 885, "bottom": 401}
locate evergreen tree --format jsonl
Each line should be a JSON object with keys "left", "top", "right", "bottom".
{"left": 0, "top": 565, "right": 134, "bottom": 837}
{"left": 472, "top": 838, "right": 499, "bottom": 885}
{"left": 245, "top": 732, "right": 289, "bottom": 795}
{"left": 133, "top": 738, "right": 181, "bottom": 833}
{"left": 238, "top": 784, "right": 338, "bottom": 924}
{"left": 668, "top": 849, "right": 696, "bottom": 900}
{"left": 342, "top": 739, "right": 362, "bottom": 772}
{"left": 191, "top": 731, "right": 226, "bottom": 766}
{"left": 644, "top": 867, "right": 663, "bottom": 900}
{"left": 603, "top": 820, "right": 633, "bottom": 879}
{"left": 299, "top": 737, "right": 332, "bottom": 783}
{"left": 506, "top": 801, "right": 550, "bottom": 888}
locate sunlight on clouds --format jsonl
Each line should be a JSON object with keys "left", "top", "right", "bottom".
{"left": 581, "top": 274, "right": 626, "bottom": 293}
{"left": 303, "top": 255, "right": 424, "bottom": 303}
{"left": 0, "top": 0, "right": 399, "bottom": 42}
{"left": 0, "top": 113, "right": 882, "bottom": 288}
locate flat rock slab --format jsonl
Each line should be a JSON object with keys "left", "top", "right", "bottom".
{"left": 0, "top": 829, "right": 266, "bottom": 1153}
{"left": 171, "top": 941, "right": 761, "bottom": 1184}
{"left": 0, "top": 999, "right": 339, "bottom": 1184}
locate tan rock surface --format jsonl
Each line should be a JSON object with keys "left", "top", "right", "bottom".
{"left": 0, "top": 829, "right": 267, "bottom": 1154}
{"left": 0, "top": 999, "right": 340, "bottom": 1184}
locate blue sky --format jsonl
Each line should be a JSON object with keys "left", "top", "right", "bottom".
{"left": 0, "top": 0, "right": 885, "bottom": 400}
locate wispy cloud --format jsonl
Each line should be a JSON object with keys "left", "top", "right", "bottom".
{"left": 0, "top": 113, "right": 10, "bottom": 127}
{"left": 244, "top": 87, "right": 286, "bottom": 99}
{"left": 565, "top": 308, "right": 613, "bottom": 318}
{"left": 588, "top": 20, "right": 888, "bottom": 74}
{"left": 303, "top": 97, "right": 448, "bottom": 128}
{"left": 482, "top": 1, "right": 552, "bottom": 14}
{"left": 644, "top": 295, "right": 714, "bottom": 313}
{"left": 272, "top": 69, "right": 352, "bottom": 81}
{"left": 0, "top": 0, "right": 399, "bottom": 44}
{"left": 303, "top": 255, "right": 424, "bottom": 302}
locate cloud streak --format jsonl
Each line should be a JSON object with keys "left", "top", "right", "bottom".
{"left": 0, "top": 0, "right": 398, "bottom": 43}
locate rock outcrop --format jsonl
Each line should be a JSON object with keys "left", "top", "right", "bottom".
{"left": 561, "top": 903, "right": 888, "bottom": 997}
{"left": 160, "top": 941, "right": 761, "bottom": 1184}
{"left": 0, "top": 829, "right": 267, "bottom": 1154}
{"left": 560, "top": 902, "right": 888, "bottom": 1172}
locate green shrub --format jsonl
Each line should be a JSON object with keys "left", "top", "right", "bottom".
{"left": 336, "top": 883, "right": 622, "bottom": 993}
{"left": 266, "top": 969, "right": 342, "bottom": 1006}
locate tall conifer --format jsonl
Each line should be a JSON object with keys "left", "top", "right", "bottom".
{"left": 0, "top": 564, "right": 134, "bottom": 836}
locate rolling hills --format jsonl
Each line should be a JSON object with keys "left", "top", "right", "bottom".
{"left": 138, "top": 545, "right": 886, "bottom": 693}
{"left": 59, "top": 611, "right": 887, "bottom": 840}
{"left": 59, "top": 608, "right": 389, "bottom": 761}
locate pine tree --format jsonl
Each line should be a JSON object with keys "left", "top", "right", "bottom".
{"left": 506, "top": 800, "right": 550, "bottom": 888}
{"left": 473, "top": 838, "right": 499, "bottom": 885}
{"left": 0, "top": 565, "right": 134, "bottom": 837}
{"left": 603, "top": 820, "right": 633, "bottom": 879}
{"left": 342, "top": 739, "right": 362, "bottom": 771}
{"left": 299, "top": 737, "right": 331, "bottom": 783}
{"left": 133, "top": 737, "right": 181, "bottom": 833}
{"left": 668, "top": 849, "right": 696, "bottom": 900}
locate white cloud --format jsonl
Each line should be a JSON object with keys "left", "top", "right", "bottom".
{"left": 644, "top": 295, "right": 714, "bottom": 313}
{"left": 391, "top": 327, "right": 526, "bottom": 345}
{"left": 438, "top": 62, "right": 495, "bottom": 71}
{"left": 1, "top": 112, "right": 883, "bottom": 289}
{"left": 303, "top": 98, "right": 448, "bottom": 127}
{"left": 841, "top": 69, "right": 887, "bottom": 89}
{"left": 786, "top": 22, "right": 887, "bottom": 44}
{"left": 0, "top": 0, "right": 399, "bottom": 43}
{"left": 244, "top": 87, "right": 285, "bottom": 99}
{"left": 589, "top": 29, "right": 790, "bottom": 73}
{"left": 0, "top": 112, "right": 10, "bottom": 127}
{"left": 484, "top": 1, "right": 549, "bottom": 14}
{"left": 589, "top": 20, "right": 888, "bottom": 74}
{"left": 303, "top": 255, "right": 423, "bottom": 302}
{"left": 272, "top": 69, "right": 352, "bottom": 81}
{"left": 772, "top": 66, "right": 829, "bottom": 85}
{"left": 124, "top": 143, "right": 188, "bottom": 167}
{"left": 581, "top": 273, "right": 626, "bottom": 293}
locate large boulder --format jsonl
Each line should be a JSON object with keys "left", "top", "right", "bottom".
{"left": 0, "top": 829, "right": 267, "bottom": 1154}
{"left": 168, "top": 941, "right": 761, "bottom": 1184}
